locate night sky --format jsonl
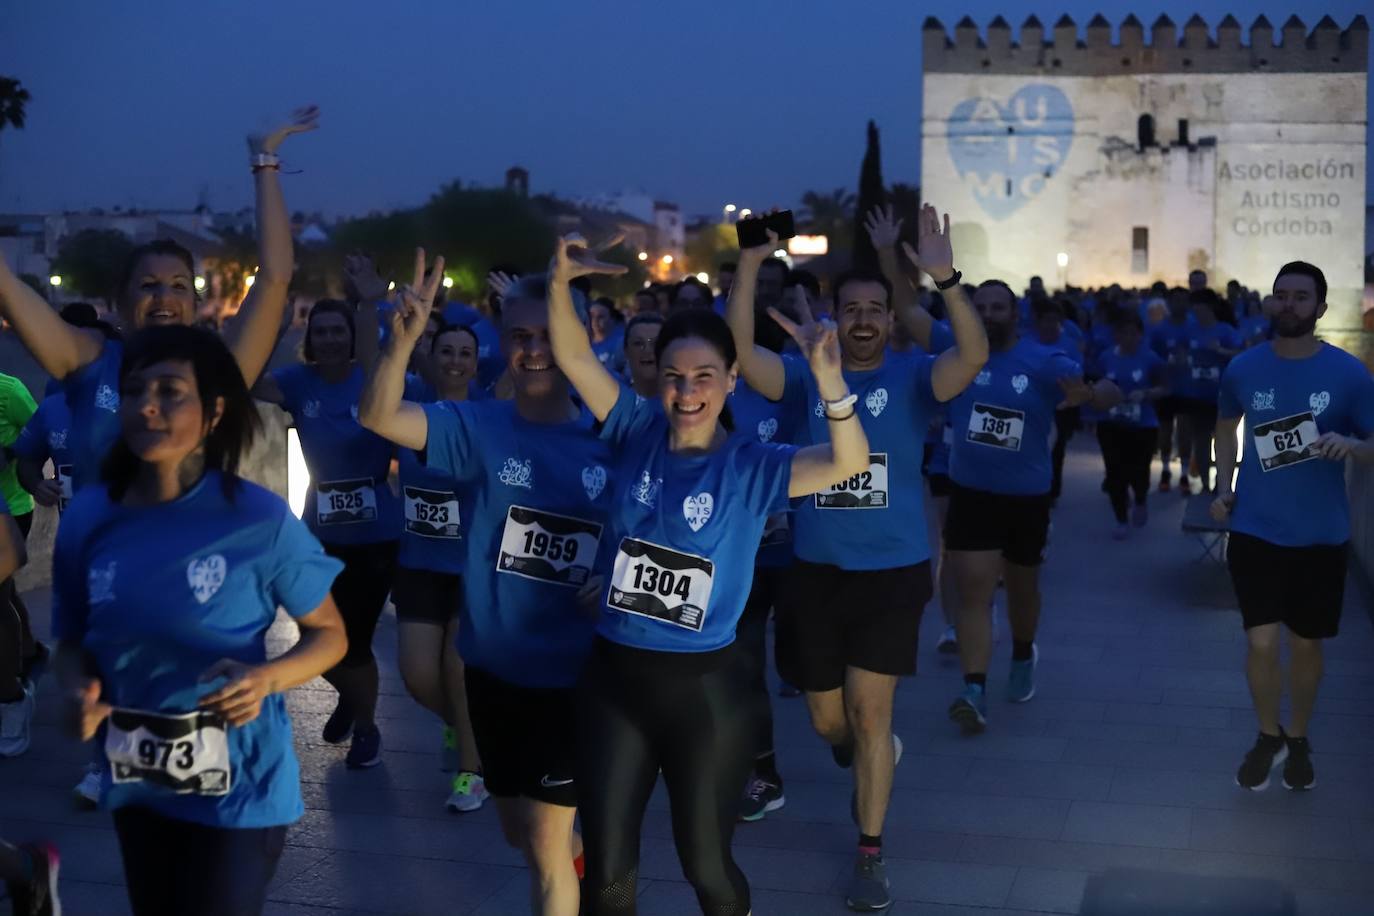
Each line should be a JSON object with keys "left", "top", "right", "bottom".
{"left": 1, "top": 1, "right": 1370, "bottom": 219}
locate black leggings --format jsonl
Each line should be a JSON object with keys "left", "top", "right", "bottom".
{"left": 734, "top": 565, "right": 782, "bottom": 762}
{"left": 1, "top": 512, "right": 33, "bottom": 699}
{"left": 578, "top": 639, "right": 756, "bottom": 916}
{"left": 113, "top": 806, "right": 286, "bottom": 916}
{"left": 1184, "top": 399, "right": 1220, "bottom": 488}
{"left": 322, "top": 540, "right": 397, "bottom": 667}
{"left": 1155, "top": 395, "right": 1191, "bottom": 478}
{"left": 1050, "top": 407, "right": 1079, "bottom": 501}
{"left": 1096, "top": 424, "right": 1156, "bottom": 522}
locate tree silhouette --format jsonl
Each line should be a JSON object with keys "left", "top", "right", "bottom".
{"left": 0, "top": 77, "right": 30, "bottom": 138}
{"left": 852, "top": 120, "right": 887, "bottom": 271}
{"left": 49, "top": 229, "right": 136, "bottom": 305}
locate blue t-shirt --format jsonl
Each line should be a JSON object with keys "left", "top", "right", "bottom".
{"left": 51, "top": 472, "right": 342, "bottom": 828}
{"left": 13, "top": 394, "right": 75, "bottom": 510}
{"left": 1240, "top": 315, "right": 1271, "bottom": 348}
{"left": 1150, "top": 320, "right": 1194, "bottom": 395}
{"left": 60, "top": 339, "right": 123, "bottom": 491}
{"left": 780, "top": 351, "right": 938, "bottom": 570}
{"left": 1095, "top": 346, "right": 1164, "bottom": 428}
{"left": 591, "top": 329, "right": 626, "bottom": 376}
{"left": 948, "top": 337, "right": 1081, "bottom": 496}
{"left": 597, "top": 387, "right": 795, "bottom": 653}
{"left": 729, "top": 380, "right": 799, "bottom": 569}
{"left": 1181, "top": 322, "right": 1241, "bottom": 401}
{"left": 1218, "top": 343, "right": 1374, "bottom": 546}
{"left": 396, "top": 384, "right": 476, "bottom": 576}
{"left": 441, "top": 303, "right": 504, "bottom": 391}
{"left": 422, "top": 399, "right": 611, "bottom": 688}
{"left": 921, "top": 321, "right": 957, "bottom": 474}
{"left": 272, "top": 364, "right": 400, "bottom": 546}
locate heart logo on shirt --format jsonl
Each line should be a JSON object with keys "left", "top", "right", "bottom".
{"left": 1011, "top": 374, "right": 1029, "bottom": 395}
{"left": 1131, "top": 369, "right": 1143, "bottom": 383}
{"left": 1310, "top": 391, "right": 1330, "bottom": 416}
{"left": 757, "top": 418, "right": 778, "bottom": 443}
{"left": 866, "top": 388, "right": 889, "bottom": 418}
{"left": 683, "top": 493, "right": 714, "bottom": 532}
{"left": 187, "top": 555, "right": 228, "bottom": 605}
{"left": 302, "top": 400, "right": 321, "bottom": 419}
{"left": 582, "top": 465, "right": 607, "bottom": 501}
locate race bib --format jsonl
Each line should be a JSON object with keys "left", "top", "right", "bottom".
{"left": 760, "top": 512, "right": 791, "bottom": 547}
{"left": 105, "top": 708, "right": 231, "bottom": 796}
{"left": 1108, "top": 402, "right": 1142, "bottom": 423}
{"left": 1191, "top": 365, "right": 1221, "bottom": 381}
{"left": 57, "top": 463, "right": 73, "bottom": 513}
{"left": 1254, "top": 411, "right": 1321, "bottom": 472}
{"left": 967, "top": 403, "right": 1025, "bottom": 451}
{"left": 609, "top": 538, "right": 714, "bottom": 631}
{"left": 497, "top": 505, "right": 602, "bottom": 587}
{"left": 404, "top": 486, "right": 460, "bottom": 539}
{"left": 316, "top": 478, "right": 377, "bottom": 526}
{"left": 815, "top": 453, "right": 889, "bottom": 509}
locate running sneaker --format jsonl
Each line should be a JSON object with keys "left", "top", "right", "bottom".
{"left": 321, "top": 699, "right": 354, "bottom": 745}
{"left": 738, "top": 777, "right": 786, "bottom": 822}
{"left": 936, "top": 625, "right": 959, "bottom": 654}
{"left": 1112, "top": 522, "right": 1130, "bottom": 541}
{"left": 1235, "top": 730, "right": 1288, "bottom": 790}
{"left": 440, "top": 726, "right": 459, "bottom": 772}
{"left": 5, "top": 841, "right": 60, "bottom": 916}
{"left": 1131, "top": 504, "right": 1149, "bottom": 528}
{"left": 21, "top": 641, "right": 51, "bottom": 689}
{"left": 1158, "top": 474, "right": 1172, "bottom": 493}
{"left": 71, "top": 765, "right": 102, "bottom": 810}
{"left": 845, "top": 852, "right": 891, "bottom": 912}
{"left": 1007, "top": 645, "right": 1038, "bottom": 703}
{"left": 1282, "top": 736, "right": 1316, "bottom": 791}
{"left": 948, "top": 683, "right": 988, "bottom": 734}
{"left": 0, "top": 684, "right": 36, "bottom": 757}
{"left": 778, "top": 681, "right": 803, "bottom": 698}
{"left": 1178, "top": 476, "right": 1194, "bottom": 497}
{"left": 345, "top": 725, "right": 383, "bottom": 769}
{"left": 445, "top": 771, "right": 490, "bottom": 812}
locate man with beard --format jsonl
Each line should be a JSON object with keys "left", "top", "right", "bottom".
{"left": 943, "top": 280, "right": 1120, "bottom": 735}
{"left": 728, "top": 206, "right": 987, "bottom": 911}
{"left": 1211, "top": 261, "right": 1374, "bottom": 793}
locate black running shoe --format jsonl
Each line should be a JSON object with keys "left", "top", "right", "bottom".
{"left": 1236, "top": 730, "right": 1288, "bottom": 791}
{"left": 1282, "top": 736, "right": 1316, "bottom": 791}
{"left": 322, "top": 699, "right": 354, "bottom": 745}
{"left": 6, "top": 841, "right": 60, "bottom": 916}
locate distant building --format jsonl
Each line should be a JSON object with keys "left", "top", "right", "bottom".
{"left": 921, "top": 13, "right": 1368, "bottom": 342}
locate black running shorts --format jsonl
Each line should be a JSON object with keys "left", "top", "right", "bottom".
{"left": 391, "top": 567, "right": 462, "bottom": 624}
{"left": 775, "top": 560, "right": 932, "bottom": 692}
{"left": 943, "top": 483, "right": 1052, "bottom": 566}
{"left": 1226, "top": 532, "right": 1348, "bottom": 640}
{"left": 464, "top": 666, "right": 578, "bottom": 807}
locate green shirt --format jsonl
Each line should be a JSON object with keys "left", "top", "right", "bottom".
{"left": 0, "top": 374, "right": 38, "bottom": 516}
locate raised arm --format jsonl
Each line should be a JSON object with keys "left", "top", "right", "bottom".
{"left": 343, "top": 253, "right": 388, "bottom": 373}
{"left": 222, "top": 106, "right": 319, "bottom": 387}
{"left": 725, "top": 233, "right": 787, "bottom": 400}
{"left": 358, "top": 248, "right": 441, "bottom": 451}
{"left": 0, "top": 255, "right": 104, "bottom": 380}
{"left": 546, "top": 234, "right": 629, "bottom": 423}
{"left": 902, "top": 206, "right": 988, "bottom": 402}
{"left": 865, "top": 204, "right": 933, "bottom": 351}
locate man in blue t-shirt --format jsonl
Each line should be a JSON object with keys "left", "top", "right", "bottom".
{"left": 729, "top": 205, "right": 988, "bottom": 910}
{"left": 1149, "top": 289, "right": 1195, "bottom": 493}
{"left": 1179, "top": 289, "right": 1242, "bottom": 493}
{"left": 1211, "top": 260, "right": 1374, "bottom": 794}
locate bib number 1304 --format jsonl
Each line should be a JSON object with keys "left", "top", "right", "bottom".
{"left": 609, "top": 538, "right": 715, "bottom": 631}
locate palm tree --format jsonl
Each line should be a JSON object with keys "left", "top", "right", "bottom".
{"left": 799, "top": 187, "right": 856, "bottom": 242}
{"left": 0, "top": 77, "right": 30, "bottom": 139}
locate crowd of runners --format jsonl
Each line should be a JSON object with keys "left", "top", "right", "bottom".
{"left": 0, "top": 109, "right": 1371, "bottom": 916}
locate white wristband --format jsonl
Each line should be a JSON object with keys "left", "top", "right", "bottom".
{"left": 823, "top": 393, "right": 858, "bottom": 416}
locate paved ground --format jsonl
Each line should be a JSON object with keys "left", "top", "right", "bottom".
{"left": 3, "top": 442, "right": 1373, "bottom": 915}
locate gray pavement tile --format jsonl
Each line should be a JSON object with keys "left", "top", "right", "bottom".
{"left": 1294, "top": 888, "right": 1373, "bottom": 916}
{"left": 1101, "top": 700, "right": 1232, "bottom": 729}
{"left": 1152, "top": 847, "right": 1299, "bottom": 883}
{"left": 958, "top": 836, "right": 1163, "bottom": 873}
{"left": 882, "top": 858, "right": 1018, "bottom": 907}
{"left": 905, "top": 732, "right": 1069, "bottom": 764}
{"left": 0, "top": 815, "right": 125, "bottom": 885}
{"left": 286, "top": 808, "right": 525, "bottom": 869}
{"left": 1005, "top": 866, "right": 1090, "bottom": 914}
{"left": 267, "top": 850, "right": 517, "bottom": 914}
{"left": 635, "top": 880, "right": 847, "bottom": 915}
{"left": 1060, "top": 737, "right": 1237, "bottom": 774}
{"left": 1041, "top": 719, "right": 1178, "bottom": 746}
{"left": 962, "top": 758, "right": 1116, "bottom": 802}
{"left": 1060, "top": 800, "right": 1192, "bottom": 848}
{"left": 263, "top": 905, "right": 376, "bottom": 916}
{"left": 1108, "top": 766, "right": 1374, "bottom": 819}
{"left": 1189, "top": 808, "right": 1359, "bottom": 861}
{"left": 1287, "top": 857, "right": 1374, "bottom": 894}
{"left": 886, "top": 789, "right": 1070, "bottom": 840}
{"left": 55, "top": 880, "right": 134, "bottom": 916}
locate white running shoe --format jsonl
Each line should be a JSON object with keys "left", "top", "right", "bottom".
{"left": 0, "top": 684, "right": 36, "bottom": 757}
{"left": 73, "top": 765, "right": 103, "bottom": 809}
{"left": 445, "top": 771, "right": 490, "bottom": 813}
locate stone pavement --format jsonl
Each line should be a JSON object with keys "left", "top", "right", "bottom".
{"left": 3, "top": 442, "right": 1373, "bottom": 915}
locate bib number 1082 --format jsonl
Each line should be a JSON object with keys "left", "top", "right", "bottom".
{"left": 628, "top": 562, "right": 692, "bottom": 602}
{"left": 831, "top": 469, "right": 872, "bottom": 492}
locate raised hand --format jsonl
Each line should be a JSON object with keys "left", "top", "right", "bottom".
{"left": 1056, "top": 375, "right": 1093, "bottom": 409}
{"left": 901, "top": 204, "right": 955, "bottom": 284}
{"left": 863, "top": 204, "right": 903, "bottom": 251}
{"left": 550, "top": 234, "right": 630, "bottom": 283}
{"left": 487, "top": 270, "right": 517, "bottom": 299}
{"left": 767, "top": 288, "right": 841, "bottom": 382}
{"left": 249, "top": 105, "right": 320, "bottom": 156}
{"left": 390, "top": 248, "right": 445, "bottom": 347}
{"left": 343, "top": 253, "right": 388, "bottom": 303}
{"left": 738, "top": 228, "right": 780, "bottom": 268}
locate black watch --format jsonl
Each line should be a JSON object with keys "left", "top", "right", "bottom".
{"left": 934, "top": 270, "right": 962, "bottom": 291}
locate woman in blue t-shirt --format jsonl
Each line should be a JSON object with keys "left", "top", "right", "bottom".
{"left": 544, "top": 235, "right": 871, "bottom": 915}
{"left": 253, "top": 298, "right": 398, "bottom": 769}
{"left": 52, "top": 326, "right": 345, "bottom": 916}
{"left": 393, "top": 323, "right": 489, "bottom": 813}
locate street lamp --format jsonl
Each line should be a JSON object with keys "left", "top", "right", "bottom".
{"left": 194, "top": 276, "right": 206, "bottom": 291}
{"left": 442, "top": 276, "right": 455, "bottom": 289}
{"left": 1056, "top": 252, "right": 1069, "bottom": 268}
{"left": 48, "top": 275, "right": 62, "bottom": 287}
{"left": 724, "top": 204, "right": 736, "bottom": 213}
{"left": 739, "top": 208, "right": 752, "bottom": 218}
{"left": 244, "top": 274, "right": 256, "bottom": 288}
{"left": 696, "top": 272, "right": 709, "bottom": 284}
{"left": 1056, "top": 252, "right": 1069, "bottom": 289}
{"left": 661, "top": 255, "right": 674, "bottom": 265}
{"left": 637, "top": 252, "right": 648, "bottom": 262}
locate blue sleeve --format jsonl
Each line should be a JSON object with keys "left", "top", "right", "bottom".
{"left": 1348, "top": 365, "right": 1374, "bottom": 438}
{"left": 911, "top": 354, "right": 938, "bottom": 409}
{"left": 50, "top": 509, "right": 90, "bottom": 642}
{"left": 12, "top": 407, "right": 47, "bottom": 461}
{"left": 1045, "top": 351, "right": 1081, "bottom": 382}
{"left": 780, "top": 354, "right": 811, "bottom": 410}
{"left": 268, "top": 508, "right": 344, "bottom": 618}
{"left": 928, "top": 321, "right": 956, "bottom": 355}
{"left": 600, "top": 384, "right": 662, "bottom": 449}
{"left": 271, "top": 366, "right": 301, "bottom": 415}
{"left": 421, "top": 401, "right": 481, "bottom": 480}
{"left": 1217, "top": 364, "right": 1243, "bottom": 418}
{"left": 733, "top": 440, "right": 798, "bottom": 516}
{"left": 1063, "top": 320, "right": 1084, "bottom": 342}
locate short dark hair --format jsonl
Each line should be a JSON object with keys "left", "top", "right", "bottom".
{"left": 671, "top": 277, "right": 713, "bottom": 308}
{"left": 102, "top": 325, "right": 261, "bottom": 502}
{"left": 1189, "top": 288, "right": 1221, "bottom": 310}
{"left": 59, "top": 302, "right": 100, "bottom": 327}
{"left": 1111, "top": 309, "right": 1145, "bottom": 332}
{"left": 1188, "top": 268, "right": 1207, "bottom": 279}
{"left": 118, "top": 239, "right": 197, "bottom": 309}
{"left": 302, "top": 299, "right": 356, "bottom": 362}
{"left": 431, "top": 322, "right": 479, "bottom": 353}
{"left": 1274, "top": 261, "right": 1327, "bottom": 304}
{"left": 757, "top": 257, "right": 790, "bottom": 285}
{"left": 831, "top": 268, "right": 892, "bottom": 309}
{"left": 634, "top": 288, "right": 657, "bottom": 302}
{"left": 653, "top": 309, "right": 735, "bottom": 431}
{"left": 624, "top": 312, "right": 665, "bottom": 343}
{"left": 976, "top": 278, "right": 1017, "bottom": 307}
{"left": 786, "top": 269, "right": 821, "bottom": 300}
{"left": 1031, "top": 293, "right": 1062, "bottom": 320}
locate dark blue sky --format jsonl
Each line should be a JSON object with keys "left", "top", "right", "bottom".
{"left": 1, "top": 1, "right": 1369, "bottom": 219}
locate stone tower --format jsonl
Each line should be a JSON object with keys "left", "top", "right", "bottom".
{"left": 920, "top": 14, "right": 1368, "bottom": 341}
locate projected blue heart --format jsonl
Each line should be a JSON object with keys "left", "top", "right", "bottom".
{"left": 947, "top": 84, "right": 1074, "bottom": 220}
